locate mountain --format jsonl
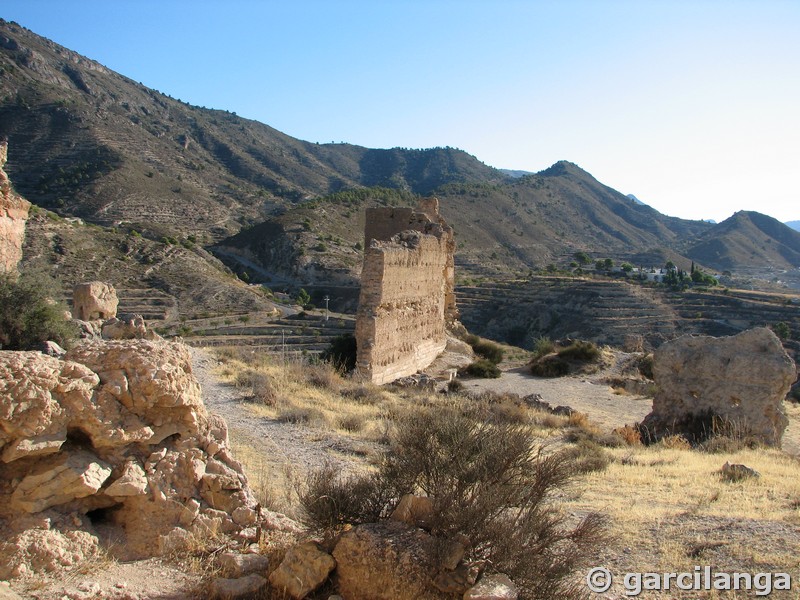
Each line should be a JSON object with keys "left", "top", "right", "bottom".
{"left": 626, "top": 194, "right": 645, "bottom": 205}
{"left": 786, "top": 220, "right": 800, "bottom": 232}
{"left": 500, "top": 168, "right": 535, "bottom": 178}
{"left": 0, "top": 19, "right": 506, "bottom": 243}
{"left": 2, "top": 18, "right": 797, "bottom": 299}
{"left": 684, "top": 211, "right": 800, "bottom": 270}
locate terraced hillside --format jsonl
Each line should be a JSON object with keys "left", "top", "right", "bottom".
{"left": 179, "top": 311, "right": 355, "bottom": 357}
{"left": 458, "top": 276, "right": 800, "bottom": 357}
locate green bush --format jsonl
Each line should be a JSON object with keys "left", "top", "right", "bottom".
{"left": 463, "top": 358, "right": 501, "bottom": 378}
{"left": 319, "top": 333, "right": 357, "bottom": 372}
{"left": 530, "top": 355, "right": 570, "bottom": 377}
{"left": 531, "top": 336, "right": 554, "bottom": 359}
{"left": 0, "top": 272, "right": 78, "bottom": 350}
{"left": 463, "top": 333, "right": 504, "bottom": 364}
{"left": 557, "top": 340, "right": 600, "bottom": 361}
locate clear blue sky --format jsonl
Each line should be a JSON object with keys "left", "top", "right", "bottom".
{"left": 3, "top": 1, "right": 798, "bottom": 223}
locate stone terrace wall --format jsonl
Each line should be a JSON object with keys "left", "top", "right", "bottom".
{"left": 0, "top": 141, "right": 31, "bottom": 275}
{"left": 356, "top": 198, "right": 456, "bottom": 385}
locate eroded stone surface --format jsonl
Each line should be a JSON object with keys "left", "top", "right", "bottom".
{"left": 268, "top": 541, "right": 335, "bottom": 599}
{"left": 355, "top": 198, "right": 457, "bottom": 385}
{"left": 0, "top": 141, "right": 30, "bottom": 275}
{"left": 333, "top": 520, "right": 447, "bottom": 600}
{"left": 0, "top": 338, "right": 281, "bottom": 578}
{"left": 641, "top": 328, "right": 795, "bottom": 446}
{"left": 72, "top": 281, "right": 118, "bottom": 321}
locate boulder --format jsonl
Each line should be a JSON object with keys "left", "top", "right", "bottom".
{"left": 333, "top": 520, "right": 449, "bottom": 600}
{"left": 10, "top": 451, "right": 112, "bottom": 513}
{"left": 640, "top": 328, "right": 795, "bottom": 446}
{"left": 72, "top": 282, "right": 118, "bottom": 321}
{"left": 0, "top": 337, "right": 269, "bottom": 575}
{"left": 269, "top": 541, "right": 335, "bottom": 599}
{"left": 217, "top": 552, "right": 269, "bottom": 577}
{"left": 390, "top": 494, "right": 434, "bottom": 529}
{"left": 101, "top": 314, "right": 154, "bottom": 340}
{"left": 209, "top": 574, "right": 267, "bottom": 599}
{"left": 0, "top": 581, "right": 24, "bottom": 600}
{"left": 463, "top": 573, "right": 518, "bottom": 600}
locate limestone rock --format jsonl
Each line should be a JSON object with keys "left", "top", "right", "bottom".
{"left": 641, "top": 328, "right": 795, "bottom": 446}
{"left": 209, "top": 574, "right": 267, "bottom": 599}
{"left": 333, "top": 520, "right": 448, "bottom": 600}
{"left": 217, "top": 552, "right": 269, "bottom": 577}
{"left": 0, "top": 141, "right": 30, "bottom": 275}
{"left": 72, "top": 282, "right": 118, "bottom": 321}
{"left": 10, "top": 451, "right": 112, "bottom": 513}
{"left": 0, "top": 337, "right": 263, "bottom": 574}
{"left": 269, "top": 541, "right": 335, "bottom": 599}
{"left": 105, "top": 460, "right": 149, "bottom": 497}
{"left": 0, "top": 519, "right": 100, "bottom": 580}
{"left": 390, "top": 494, "right": 434, "bottom": 529}
{"left": 101, "top": 314, "right": 154, "bottom": 340}
{"left": 721, "top": 462, "right": 760, "bottom": 481}
{"left": 1, "top": 432, "right": 65, "bottom": 463}
{"left": 463, "top": 573, "right": 519, "bottom": 600}
{"left": 0, "top": 581, "right": 25, "bottom": 600}
{"left": 40, "top": 341, "right": 67, "bottom": 358}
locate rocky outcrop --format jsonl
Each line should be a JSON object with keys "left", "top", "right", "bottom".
{"left": 355, "top": 199, "right": 457, "bottom": 385}
{"left": 269, "top": 541, "right": 335, "bottom": 599}
{"left": 72, "top": 281, "right": 118, "bottom": 321}
{"left": 333, "top": 521, "right": 446, "bottom": 600}
{"left": 0, "top": 338, "right": 274, "bottom": 579}
{"left": 641, "top": 328, "right": 796, "bottom": 446}
{"left": 0, "top": 141, "right": 31, "bottom": 275}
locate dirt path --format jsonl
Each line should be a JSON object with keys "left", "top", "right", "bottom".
{"left": 462, "top": 366, "right": 653, "bottom": 430}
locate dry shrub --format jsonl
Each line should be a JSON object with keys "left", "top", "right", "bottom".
{"left": 276, "top": 405, "right": 326, "bottom": 426}
{"left": 341, "top": 384, "right": 384, "bottom": 405}
{"left": 637, "top": 353, "right": 655, "bottom": 379}
{"left": 557, "top": 340, "right": 600, "bottom": 361}
{"left": 613, "top": 424, "right": 643, "bottom": 446}
{"left": 299, "top": 464, "right": 390, "bottom": 534}
{"left": 531, "top": 336, "right": 555, "bottom": 359}
{"left": 561, "top": 439, "right": 611, "bottom": 473}
{"left": 383, "top": 407, "right": 607, "bottom": 598}
{"left": 462, "top": 358, "right": 501, "bottom": 378}
{"left": 337, "top": 414, "right": 366, "bottom": 433}
{"left": 657, "top": 434, "right": 692, "bottom": 450}
{"left": 303, "top": 361, "right": 344, "bottom": 391}
{"left": 299, "top": 406, "right": 607, "bottom": 599}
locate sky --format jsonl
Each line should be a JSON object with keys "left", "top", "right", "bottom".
{"left": 2, "top": 1, "right": 799, "bottom": 223}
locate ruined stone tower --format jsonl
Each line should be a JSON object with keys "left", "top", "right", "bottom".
{"left": 355, "top": 198, "right": 457, "bottom": 384}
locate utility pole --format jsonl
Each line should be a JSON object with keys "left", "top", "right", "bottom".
{"left": 323, "top": 295, "right": 330, "bottom": 322}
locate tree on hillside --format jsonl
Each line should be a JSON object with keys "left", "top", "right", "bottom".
{"left": 573, "top": 251, "right": 590, "bottom": 266}
{"left": 0, "top": 272, "right": 77, "bottom": 350}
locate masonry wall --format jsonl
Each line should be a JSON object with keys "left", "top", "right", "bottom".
{"left": 355, "top": 231, "right": 449, "bottom": 384}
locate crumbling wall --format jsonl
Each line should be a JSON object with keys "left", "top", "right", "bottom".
{"left": 355, "top": 199, "right": 456, "bottom": 384}
{"left": 0, "top": 141, "right": 31, "bottom": 275}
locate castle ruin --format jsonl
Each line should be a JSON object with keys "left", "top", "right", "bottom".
{"left": 355, "top": 198, "right": 457, "bottom": 384}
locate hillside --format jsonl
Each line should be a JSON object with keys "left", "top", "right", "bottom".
{"left": 685, "top": 211, "right": 800, "bottom": 271}
{"left": 2, "top": 18, "right": 798, "bottom": 295}
{"left": 0, "top": 19, "right": 506, "bottom": 243}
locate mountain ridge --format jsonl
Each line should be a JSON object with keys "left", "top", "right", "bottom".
{"left": 2, "top": 18, "right": 799, "bottom": 295}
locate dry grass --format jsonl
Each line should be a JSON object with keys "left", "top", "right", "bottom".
{"left": 212, "top": 346, "right": 800, "bottom": 598}
{"left": 215, "top": 348, "right": 399, "bottom": 444}
{"left": 563, "top": 444, "right": 800, "bottom": 596}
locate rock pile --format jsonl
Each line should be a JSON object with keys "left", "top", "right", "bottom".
{"left": 640, "top": 327, "right": 796, "bottom": 446}
{"left": 0, "top": 338, "right": 276, "bottom": 580}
